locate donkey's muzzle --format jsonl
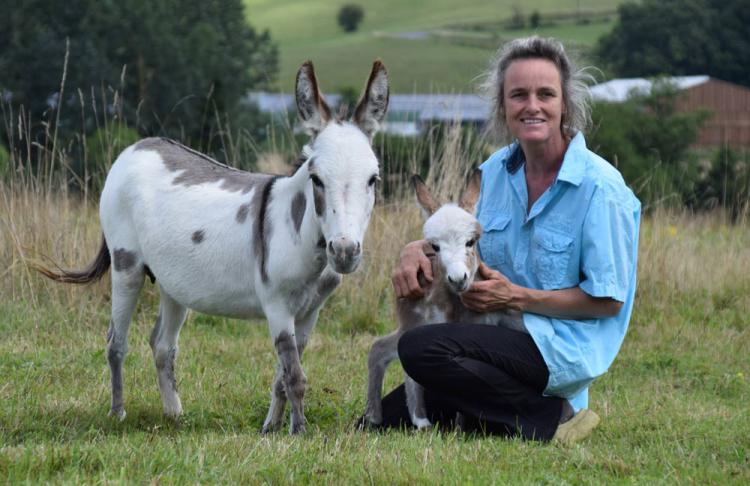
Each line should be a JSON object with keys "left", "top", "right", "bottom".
{"left": 328, "top": 238, "right": 362, "bottom": 274}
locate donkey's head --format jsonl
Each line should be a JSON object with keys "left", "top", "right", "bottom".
{"left": 413, "top": 170, "right": 483, "bottom": 293}
{"left": 295, "top": 60, "right": 389, "bottom": 274}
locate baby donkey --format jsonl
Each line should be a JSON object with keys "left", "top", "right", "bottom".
{"left": 364, "top": 170, "right": 526, "bottom": 429}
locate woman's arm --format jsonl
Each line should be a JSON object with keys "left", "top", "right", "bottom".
{"left": 461, "top": 263, "right": 623, "bottom": 319}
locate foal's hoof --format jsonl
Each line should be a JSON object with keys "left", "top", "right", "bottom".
{"left": 413, "top": 417, "right": 433, "bottom": 430}
{"left": 108, "top": 409, "right": 126, "bottom": 421}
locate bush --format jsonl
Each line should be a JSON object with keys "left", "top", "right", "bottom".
{"left": 588, "top": 81, "right": 709, "bottom": 210}
{"left": 693, "top": 147, "right": 750, "bottom": 219}
{"left": 337, "top": 4, "right": 364, "bottom": 33}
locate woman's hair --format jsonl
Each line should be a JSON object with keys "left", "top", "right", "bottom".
{"left": 479, "top": 36, "right": 594, "bottom": 142}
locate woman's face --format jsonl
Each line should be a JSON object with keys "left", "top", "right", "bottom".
{"left": 502, "top": 58, "right": 565, "bottom": 147}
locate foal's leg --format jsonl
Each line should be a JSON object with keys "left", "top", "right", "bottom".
{"left": 405, "top": 374, "right": 432, "bottom": 430}
{"left": 107, "top": 258, "right": 144, "bottom": 420}
{"left": 150, "top": 289, "right": 188, "bottom": 418}
{"left": 364, "top": 330, "right": 402, "bottom": 426}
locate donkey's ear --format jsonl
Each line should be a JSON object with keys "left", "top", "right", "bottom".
{"left": 353, "top": 60, "right": 389, "bottom": 140}
{"left": 411, "top": 174, "right": 439, "bottom": 219}
{"left": 458, "top": 169, "right": 482, "bottom": 215}
{"left": 296, "top": 60, "right": 332, "bottom": 135}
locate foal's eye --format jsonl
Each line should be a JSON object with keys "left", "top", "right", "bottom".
{"left": 310, "top": 174, "right": 324, "bottom": 189}
{"left": 368, "top": 174, "right": 379, "bottom": 187}
{"left": 431, "top": 243, "right": 440, "bottom": 252}
{"left": 466, "top": 239, "right": 475, "bottom": 248}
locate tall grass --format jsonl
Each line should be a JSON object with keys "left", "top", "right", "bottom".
{"left": 1, "top": 102, "right": 749, "bottom": 483}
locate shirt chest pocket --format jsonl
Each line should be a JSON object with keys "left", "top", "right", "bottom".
{"left": 478, "top": 213, "right": 512, "bottom": 270}
{"left": 531, "top": 228, "right": 576, "bottom": 289}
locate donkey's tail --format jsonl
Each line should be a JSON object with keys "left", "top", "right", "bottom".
{"left": 33, "top": 236, "right": 111, "bottom": 284}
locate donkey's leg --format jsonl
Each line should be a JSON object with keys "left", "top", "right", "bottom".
{"left": 261, "top": 362, "right": 287, "bottom": 434}
{"left": 107, "top": 260, "right": 144, "bottom": 420}
{"left": 364, "top": 331, "right": 402, "bottom": 426}
{"left": 405, "top": 374, "right": 432, "bottom": 430}
{"left": 264, "top": 307, "right": 307, "bottom": 434}
{"left": 150, "top": 289, "right": 188, "bottom": 418}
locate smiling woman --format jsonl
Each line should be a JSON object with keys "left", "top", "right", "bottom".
{"left": 385, "top": 36, "right": 641, "bottom": 445}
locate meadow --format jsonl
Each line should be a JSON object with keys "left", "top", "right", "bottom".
{"left": 1, "top": 120, "right": 749, "bottom": 484}
{"left": 243, "top": 0, "right": 625, "bottom": 92}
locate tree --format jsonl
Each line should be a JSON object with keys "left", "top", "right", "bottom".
{"left": 588, "top": 81, "right": 708, "bottom": 208}
{"left": 337, "top": 4, "right": 364, "bottom": 33}
{"left": 0, "top": 0, "right": 278, "bottom": 151}
{"left": 596, "top": 0, "right": 750, "bottom": 87}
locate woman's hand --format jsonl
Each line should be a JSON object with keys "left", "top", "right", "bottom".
{"left": 392, "top": 240, "right": 433, "bottom": 299}
{"left": 461, "top": 262, "right": 521, "bottom": 312}
{"left": 462, "top": 262, "right": 624, "bottom": 318}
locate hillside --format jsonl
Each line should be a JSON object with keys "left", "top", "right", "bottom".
{"left": 244, "top": 0, "right": 627, "bottom": 93}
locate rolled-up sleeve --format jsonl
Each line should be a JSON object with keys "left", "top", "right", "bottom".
{"left": 579, "top": 187, "right": 637, "bottom": 302}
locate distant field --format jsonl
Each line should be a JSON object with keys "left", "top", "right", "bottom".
{"left": 244, "top": 0, "right": 625, "bottom": 92}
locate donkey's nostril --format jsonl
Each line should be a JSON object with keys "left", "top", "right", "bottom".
{"left": 328, "top": 241, "right": 334, "bottom": 254}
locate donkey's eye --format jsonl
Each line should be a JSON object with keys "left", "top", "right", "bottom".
{"left": 466, "top": 239, "right": 475, "bottom": 247}
{"left": 310, "top": 174, "right": 324, "bottom": 189}
{"left": 368, "top": 174, "right": 379, "bottom": 187}
{"left": 431, "top": 243, "right": 440, "bottom": 252}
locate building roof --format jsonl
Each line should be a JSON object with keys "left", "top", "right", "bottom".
{"left": 590, "top": 75, "right": 711, "bottom": 102}
{"left": 246, "top": 92, "right": 490, "bottom": 121}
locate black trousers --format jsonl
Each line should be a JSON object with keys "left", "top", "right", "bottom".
{"left": 378, "top": 323, "right": 566, "bottom": 441}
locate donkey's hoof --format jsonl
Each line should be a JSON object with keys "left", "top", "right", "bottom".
{"left": 108, "top": 408, "right": 126, "bottom": 421}
{"left": 261, "top": 421, "right": 281, "bottom": 434}
{"left": 290, "top": 422, "right": 306, "bottom": 435}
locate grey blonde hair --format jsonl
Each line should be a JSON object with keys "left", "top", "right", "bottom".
{"left": 479, "top": 36, "right": 594, "bottom": 142}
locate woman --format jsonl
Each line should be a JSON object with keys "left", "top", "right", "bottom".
{"left": 385, "top": 36, "right": 641, "bottom": 444}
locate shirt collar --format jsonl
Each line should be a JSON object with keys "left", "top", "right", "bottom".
{"left": 556, "top": 132, "right": 587, "bottom": 186}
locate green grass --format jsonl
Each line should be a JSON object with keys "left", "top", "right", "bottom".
{"left": 2, "top": 205, "right": 749, "bottom": 483}
{"left": 244, "top": 0, "right": 626, "bottom": 92}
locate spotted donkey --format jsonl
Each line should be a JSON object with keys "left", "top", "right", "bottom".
{"left": 37, "top": 60, "right": 389, "bottom": 434}
{"left": 363, "top": 170, "right": 526, "bottom": 429}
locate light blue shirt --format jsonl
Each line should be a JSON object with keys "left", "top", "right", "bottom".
{"left": 477, "top": 132, "right": 641, "bottom": 411}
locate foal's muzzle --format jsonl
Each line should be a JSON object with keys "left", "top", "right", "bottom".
{"left": 327, "top": 237, "right": 362, "bottom": 274}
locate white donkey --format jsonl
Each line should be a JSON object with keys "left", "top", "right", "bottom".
{"left": 37, "top": 60, "right": 389, "bottom": 434}
{"left": 363, "top": 170, "right": 526, "bottom": 429}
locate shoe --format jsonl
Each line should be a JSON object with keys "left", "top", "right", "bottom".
{"left": 552, "top": 409, "right": 600, "bottom": 446}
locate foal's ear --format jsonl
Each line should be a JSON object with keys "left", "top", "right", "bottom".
{"left": 353, "top": 60, "right": 390, "bottom": 140}
{"left": 411, "top": 174, "right": 439, "bottom": 219}
{"left": 296, "top": 60, "right": 332, "bottom": 135}
{"left": 458, "top": 169, "right": 482, "bottom": 215}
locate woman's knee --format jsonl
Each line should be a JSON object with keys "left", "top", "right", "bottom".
{"left": 397, "top": 324, "right": 450, "bottom": 377}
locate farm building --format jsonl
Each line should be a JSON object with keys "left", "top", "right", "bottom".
{"left": 590, "top": 76, "right": 750, "bottom": 148}
{"left": 247, "top": 92, "right": 488, "bottom": 137}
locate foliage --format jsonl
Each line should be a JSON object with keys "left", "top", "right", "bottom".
{"left": 588, "top": 81, "right": 709, "bottom": 209}
{"left": 596, "top": 0, "right": 750, "bottom": 87}
{"left": 529, "top": 10, "right": 542, "bottom": 29}
{"left": 337, "top": 4, "right": 365, "bottom": 33}
{"left": 693, "top": 147, "right": 750, "bottom": 220}
{"left": 0, "top": 143, "right": 8, "bottom": 179}
{"left": 0, "top": 0, "right": 278, "bottom": 153}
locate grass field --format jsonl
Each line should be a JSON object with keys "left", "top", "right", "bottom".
{"left": 1, "top": 129, "right": 749, "bottom": 483}
{"left": 244, "top": 0, "right": 626, "bottom": 92}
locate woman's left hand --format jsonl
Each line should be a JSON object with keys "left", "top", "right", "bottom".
{"left": 461, "top": 262, "right": 522, "bottom": 312}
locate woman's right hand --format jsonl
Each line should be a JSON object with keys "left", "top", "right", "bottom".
{"left": 391, "top": 239, "right": 433, "bottom": 299}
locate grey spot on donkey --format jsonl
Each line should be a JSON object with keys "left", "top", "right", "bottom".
{"left": 191, "top": 230, "right": 205, "bottom": 244}
{"left": 112, "top": 249, "right": 136, "bottom": 271}
{"left": 135, "top": 138, "right": 270, "bottom": 194}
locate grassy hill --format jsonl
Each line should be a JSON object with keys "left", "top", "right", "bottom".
{"left": 244, "top": 0, "right": 626, "bottom": 93}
